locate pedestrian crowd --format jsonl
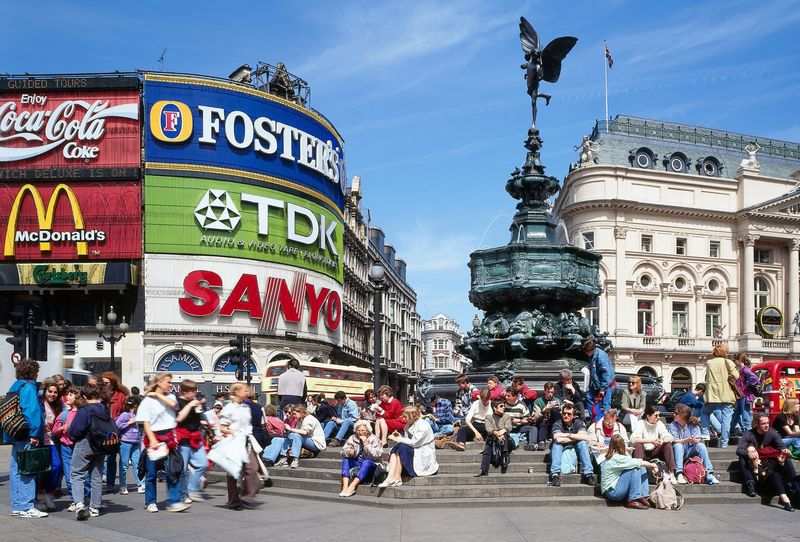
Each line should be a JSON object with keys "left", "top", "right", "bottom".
{"left": 3, "top": 339, "right": 800, "bottom": 519}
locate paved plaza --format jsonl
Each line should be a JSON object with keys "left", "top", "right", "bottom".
{"left": 1, "top": 447, "right": 798, "bottom": 542}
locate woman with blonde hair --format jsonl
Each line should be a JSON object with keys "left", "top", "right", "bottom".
{"left": 620, "top": 376, "right": 644, "bottom": 432}
{"left": 773, "top": 397, "right": 800, "bottom": 448}
{"left": 600, "top": 434, "right": 658, "bottom": 509}
{"left": 339, "top": 420, "right": 382, "bottom": 497}
{"left": 702, "top": 342, "right": 738, "bottom": 447}
{"left": 378, "top": 406, "right": 438, "bottom": 488}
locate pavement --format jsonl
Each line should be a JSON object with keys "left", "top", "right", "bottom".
{"left": 1, "top": 445, "right": 799, "bottom": 542}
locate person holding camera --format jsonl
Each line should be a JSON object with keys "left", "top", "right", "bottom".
{"left": 530, "top": 382, "right": 560, "bottom": 450}
{"left": 175, "top": 380, "right": 208, "bottom": 504}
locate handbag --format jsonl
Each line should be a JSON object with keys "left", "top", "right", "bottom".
{"left": 16, "top": 445, "right": 52, "bottom": 476}
{"left": 0, "top": 391, "right": 30, "bottom": 440}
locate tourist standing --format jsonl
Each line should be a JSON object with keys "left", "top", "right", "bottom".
{"left": 216, "top": 383, "right": 260, "bottom": 510}
{"left": 582, "top": 338, "right": 615, "bottom": 421}
{"left": 4, "top": 360, "right": 47, "bottom": 519}
{"left": 701, "top": 343, "right": 738, "bottom": 447}
{"left": 730, "top": 353, "right": 759, "bottom": 436}
{"left": 52, "top": 386, "right": 79, "bottom": 497}
{"left": 175, "top": 380, "right": 208, "bottom": 503}
{"left": 39, "top": 378, "right": 63, "bottom": 511}
{"left": 277, "top": 359, "right": 306, "bottom": 415}
{"left": 100, "top": 372, "right": 128, "bottom": 494}
{"left": 115, "top": 397, "right": 144, "bottom": 494}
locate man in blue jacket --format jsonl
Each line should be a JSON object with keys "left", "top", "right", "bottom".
{"left": 325, "top": 391, "right": 361, "bottom": 446}
{"left": 582, "top": 338, "right": 615, "bottom": 422}
{"left": 3, "top": 359, "right": 46, "bottom": 519}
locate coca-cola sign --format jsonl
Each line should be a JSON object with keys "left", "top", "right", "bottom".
{"left": 0, "top": 88, "right": 140, "bottom": 177}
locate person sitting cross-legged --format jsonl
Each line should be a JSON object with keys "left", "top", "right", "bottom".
{"left": 475, "top": 400, "right": 515, "bottom": 476}
{"left": 737, "top": 414, "right": 797, "bottom": 511}
{"left": 631, "top": 405, "right": 676, "bottom": 482}
{"left": 548, "top": 403, "right": 594, "bottom": 487}
{"left": 325, "top": 391, "right": 360, "bottom": 447}
{"left": 669, "top": 403, "right": 719, "bottom": 485}
{"left": 600, "top": 434, "right": 658, "bottom": 509}
{"left": 448, "top": 388, "right": 491, "bottom": 451}
{"left": 339, "top": 420, "right": 383, "bottom": 497}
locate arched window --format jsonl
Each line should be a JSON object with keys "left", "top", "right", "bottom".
{"left": 213, "top": 353, "right": 257, "bottom": 374}
{"left": 754, "top": 277, "right": 769, "bottom": 310}
{"left": 637, "top": 366, "right": 658, "bottom": 378}
{"left": 670, "top": 367, "right": 692, "bottom": 392}
{"left": 155, "top": 350, "right": 202, "bottom": 372}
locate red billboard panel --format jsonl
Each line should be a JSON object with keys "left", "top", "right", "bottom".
{"left": 0, "top": 87, "right": 140, "bottom": 180}
{"left": 0, "top": 181, "right": 142, "bottom": 261}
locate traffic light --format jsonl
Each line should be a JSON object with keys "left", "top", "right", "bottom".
{"left": 5, "top": 311, "right": 26, "bottom": 356}
{"left": 229, "top": 335, "right": 244, "bottom": 380}
{"left": 243, "top": 336, "right": 252, "bottom": 384}
{"left": 30, "top": 328, "right": 48, "bottom": 361}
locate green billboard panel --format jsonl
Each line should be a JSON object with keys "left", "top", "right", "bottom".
{"left": 145, "top": 175, "right": 344, "bottom": 283}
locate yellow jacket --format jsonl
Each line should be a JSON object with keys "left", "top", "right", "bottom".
{"left": 704, "top": 356, "right": 739, "bottom": 404}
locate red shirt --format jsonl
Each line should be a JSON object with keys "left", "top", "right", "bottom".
{"left": 109, "top": 389, "right": 128, "bottom": 419}
{"left": 488, "top": 385, "right": 506, "bottom": 401}
{"left": 379, "top": 398, "right": 405, "bottom": 432}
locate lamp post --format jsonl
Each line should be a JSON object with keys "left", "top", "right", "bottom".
{"left": 368, "top": 263, "right": 386, "bottom": 391}
{"left": 96, "top": 305, "right": 128, "bottom": 369}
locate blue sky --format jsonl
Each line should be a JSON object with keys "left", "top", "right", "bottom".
{"left": 4, "top": 0, "right": 800, "bottom": 331}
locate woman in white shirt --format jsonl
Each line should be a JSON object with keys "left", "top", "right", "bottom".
{"left": 378, "top": 406, "right": 438, "bottom": 488}
{"left": 215, "top": 383, "right": 260, "bottom": 509}
{"left": 631, "top": 405, "right": 676, "bottom": 481}
{"left": 449, "top": 388, "right": 490, "bottom": 451}
{"left": 135, "top": 373, "right": 188, "bottom": 513}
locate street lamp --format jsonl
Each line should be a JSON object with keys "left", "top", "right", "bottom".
{"left": 97, "top": 305, "right": 128, "bottom": 368}
{"left": 369, "top": 263, "right": 386, "bottom": 391}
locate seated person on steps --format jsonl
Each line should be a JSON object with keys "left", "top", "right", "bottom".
{"left": 378, "top": 407, "right": 439, "bottom": 488}
{"left": 600, "top": 434, "right": 658, "bottom": 509}
{"left": 548, "top": 402, "right": 595, "bottom": 487}
{"left": 668, "top": 403, "right": 719, "bottom": 485}
{"left": 339, "top": 420, "right": 383, "bottom": 498}
{"left": 448, "top": 389, "right": 491, "bottom": 451}
{"left": 529, "top": 382, "right": 559, "bottom": 450}
{"left": 631, "top": 405, "right": 676, "bottom": 483}
{"left": 587, "top": 408, "right": 629, "bottom": 465}
{"left": 475, "top": 400, "right": 515, "bottom": 477}
{"left": 737, "top": 414, "right": 796, "bottom": 511}
{"left": 503, "top": 389, "right": 537, "bottom": 449}
{"left": 324, "top": 391, "right": 360, "bottom": 447}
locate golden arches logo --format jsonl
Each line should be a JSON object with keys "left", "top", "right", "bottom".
{"left": 3, "top": 184, "right": 87, "bottom": 257}
{"left": 149, "top": 100, "right": 193, "bottom": 142}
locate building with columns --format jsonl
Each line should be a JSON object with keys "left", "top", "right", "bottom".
{"left": 554, "top": 115, "right": 800, "bottom": 391}
{"left": 421, "top": 313, "right": 470, "bottom": 372}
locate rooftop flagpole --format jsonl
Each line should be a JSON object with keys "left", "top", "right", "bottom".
{"left": 603, "top": 42, "right": 613, "bottom": 133}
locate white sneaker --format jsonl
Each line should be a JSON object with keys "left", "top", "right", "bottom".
{"left": 676, "top": 473, "right": 688, "bottom": 485}
{"left": 42, "top": 494, "right": 56, "bottom": 511}
{"left": 183, "top": 497, "right": 193, "bottom": 504}
{"left": 274, "top": 457, "right": 288, "bottom": 467}
{"left": 17, "top": 508, "right": 49, "bottom": 519}
{"left": 119, "top": 487, "right": 129, "bottom": 495}
{"left": 146, "top": 503, "right": 159, "bottom": 513}
{"left": 67, "top": 502, "right": 79, "bottom": 512}
{"left": 166, "top": 502, "right": 191, "bottom": 513}
{"left": 377, "top": 478, "right": 394, "bottom": 488}
{"left": 188, "top": 492, "right": 204, "bottom": 502}
{"left": 89, "top": 507, "right": 100, "bottom": 517}
{"left": 289, "top": 459, "right": 299, "bottom": 469}
{"left": 137, "top": 485, "right": 146, "bottom": 494}
{"left": 706, "top": 473, "right": 719, "bottom": 485}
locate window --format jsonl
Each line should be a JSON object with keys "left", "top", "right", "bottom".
{"left": 639, "top": 274, "right": 652, "bottom": 288}
{"left": 584, "top": 296, "right": 599, "bottom": 328}
{"left": 754, "top": 249, "right": 771, "bottom": 264}
{"left": 754, "top": 277, "right": 769, "bottom": 310}
{"left": 637, "top": 300, "right": 654, "bottom": 335}
{"left": 705, "top": 304, "right": 722, "bottom": 337}
{"left": 434, "top": 356, "right": 448, "bottom": 369}
{"left": 672, "top": 302, "right": 688, "bottom": 336}
{"left": 582, "top": 231, "right": 595, "bottom": 250}
{"left": 676, "top": 237, "right": 687, "bottom": 256}
{"left": 709, "top": 240, "right": 720, "bottom": 258}
{"left": 708, "top": 279, "right": 720, "bottom": 293}
{"left": 641, "top": 235, "right": 652, "bottom": 253}
{"left": 674, "top": 277, "right": 686, "bottom": 290}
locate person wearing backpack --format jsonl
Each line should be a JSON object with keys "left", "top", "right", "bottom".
{"left": 669, "top": 403, "right": 719, "bottom": 485}
{"left": 67, "top": 383, "right": 115, "bottom": 520}
{"left": 3, "top": 359, "right": 47, "bottom": 519}
{"left": 730, "top": 354, "right": 758, "bottom": 437}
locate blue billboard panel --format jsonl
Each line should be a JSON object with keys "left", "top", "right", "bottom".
{"left": 143, "top": 74, "right": 345, "bottom": 210}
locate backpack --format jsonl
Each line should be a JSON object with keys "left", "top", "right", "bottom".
{"left": 0, "top": 392, "right": 29, "bottom": 440}
{"left": 647, "top": 459, "right": 667, "bottom": 485}
{"left": 88, "top": 409, "right": 120, "bottom": 455}
{"left": 683, "top": 456, "right": 706, "bottom": 484}
{"left": 649, "top": 476, "right": 685, "bottom": 510}
{"left": 371, "top": 463, "right": 389, "bottom": 487}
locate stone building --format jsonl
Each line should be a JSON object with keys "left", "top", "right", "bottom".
{"left": 554, "top": 115, "right": 800, "bottom": 391}
{"left": 421, "top": 313, "right": 470, "bottom": 372}
{"left": 331, "top": 176, "right": 423, "bottom": 400}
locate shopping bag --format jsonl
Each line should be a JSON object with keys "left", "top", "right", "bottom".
{"left": 16, "top": 445, "right": 51, "bottom": 476}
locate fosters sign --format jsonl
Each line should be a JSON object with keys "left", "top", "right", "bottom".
{"left": 143, "top": 74, "right": 346, "bottom": 211}
{"left": 0, "top": 182, "right": 142, "bottom": 261}
{"left": 145, "top": 175, "right": 343, "bottom": 283}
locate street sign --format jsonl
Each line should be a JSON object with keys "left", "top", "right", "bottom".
{"left": 11, "top": 352, "right": 21, "bottom": 365}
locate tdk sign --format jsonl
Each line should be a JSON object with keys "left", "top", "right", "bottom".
{"left": 144, "top": 76, "right": 346, "bottom": 210}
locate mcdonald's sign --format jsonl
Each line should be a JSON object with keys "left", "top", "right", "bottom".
{"left": 0, "top": 182, "right": 141, "bottom": 261}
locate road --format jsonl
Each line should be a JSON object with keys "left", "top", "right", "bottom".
{"left": 0, "top": 446, "right": 798, "bottom": 542}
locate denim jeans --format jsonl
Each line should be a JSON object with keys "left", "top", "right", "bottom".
{"left": 44, "top": 444, "right": 63, "bottom": 493}
{"left": 60, "top": 444, "right": 74, "bottom": 494}
{"left": 673, "top": 442, "right": 714, "bottom": 474}
{"left": 145, "top": 452, "right": 181, "bottom": 507}
{"left": 70, "top": 439, "right": 104, "bottom": 509}
{"left": 604, "top": 467, "right": 649, "bottom": 502}
{"left": 118, "top": 441, "right": 143, "bottom": 488}
{"left": 729, "top": 398, "right": 752, "bottom": 435}
{"left": 701, "top": 403, "right": 734, "bottom": 447}
{"left": 782, "top": 436, "right": 800, "bottom": 449}
{"left": 585, "top": 389, "right": 613, "bottom": 422}
{"left": 287, "top": 433, "right": 320, "bottom": 458}
{"left": 179, "top": 444, "right": 208, "bottom": 497}
{"left": 262, "top": 437, "right": 287, "bottom": 463}
{"left": 550, "top": 440, "right": 593, "bottom": 475}
{"left": 105, "top": 451, "right": 118, "bottom": 489}
{"left": 324, "top": 419, "right": 356, "bottom": 441}
{"left": 9, "top": 441, "right": 37, "bottom": 512}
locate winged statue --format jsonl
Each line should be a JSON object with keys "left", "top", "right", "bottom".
{"left": 519, "top": 17, "right": 577, "bottom": 129}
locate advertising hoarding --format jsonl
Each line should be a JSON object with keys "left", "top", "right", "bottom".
{"left": 143, "top": 74, "right": 345, "bottom": 211}
{"left": 0, "top": 84, "right": 140, "bottom": 180}
{"left": 0, "top": 181, "right": 142, "bottom": 261}
{"left": 145, "top": 174, "right": 343, "bottom": 283}
{"left": 145, "top": 254, "right": 342, "bottom": 347}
